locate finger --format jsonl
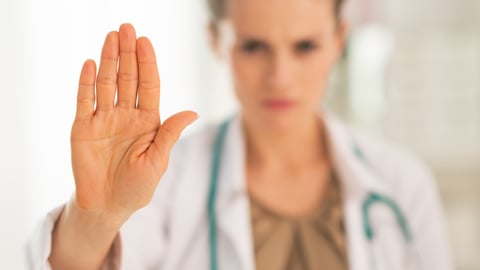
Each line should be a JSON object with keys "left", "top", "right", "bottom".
{"left": 117, "top": 23, "right": 138, "bottom": 109}
{"left": 96, "top": 31, "right": 119, "bottom": 112}
{"left": 75, "top": 60, "right": 96, "bottom": 120}
{"left": 147, "top": 111, "right": 198, "bottom": 161}
{"left": 137, "top": 37, "right": 160, "bottom": 112}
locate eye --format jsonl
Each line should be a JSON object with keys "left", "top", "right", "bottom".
{"left": 295, "top": 40, "right": 319, "bottom": 53}
{"left": 241, "top": 40, "right": 265, "bottom": 53}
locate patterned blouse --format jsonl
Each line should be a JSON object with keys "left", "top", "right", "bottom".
{"left": 249, "top": 174, "right": 348, "bottom": 270}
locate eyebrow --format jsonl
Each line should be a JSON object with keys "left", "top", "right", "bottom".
{"left": 236, "top": 32, "right": 329, "bottom": 42}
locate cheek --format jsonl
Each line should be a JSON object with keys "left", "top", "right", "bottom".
{"left": 301, "top": 52, "right": 337, "bottom": 98}
{"left": 306, "top": 46, "right": 338, "bottom": 78}
{"left": 299, "top": 52, "right": 335, "bottom": 107}
{"left": 230, "top": 51, "right": 264, "bottom": 99}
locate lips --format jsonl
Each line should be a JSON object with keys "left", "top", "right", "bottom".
{"left": 262, "top": 99, "right": 296, "bottom": 110}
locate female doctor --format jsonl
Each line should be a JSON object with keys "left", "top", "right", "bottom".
{"left": 27, "top": 0, "right": 453, "bottom": 269}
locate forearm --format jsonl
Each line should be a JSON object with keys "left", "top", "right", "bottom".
{"left": 49, "top": 199, "right": 127, "bottom": 270}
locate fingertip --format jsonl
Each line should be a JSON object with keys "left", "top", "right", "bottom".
{"left": 137, "top": 37, "right": 153, "bottom": 49}
{"left": 137, "top": 37, "right": 156, "bottom": 60}
{"left": 105, "top": 31, "right": 119, "bottom": 43}
{"left": 84, "top": 59, "right": 96, "bottom": 66}
{"left": 137, "top": 36, "right": 149, "bottom": 41}
{"left": 105, "top": 31, "right": 118, "bottom": 43}
{"left": 81, "top": 59, "right": 96, "bottom": 77}
{"left": 137, "top": 36, "right": 148, "bottom": 45}
{"left": 119, "top": 23, "right": 137, "bottom": 39}
{"left": 83, "top": 59, "right": 92, "bottom": 66}
{"left": 188, "top": 111, "right": 200, "bottom": 121}
{"left": 120, "top": 23, "right": 134, "bottom": 30}
{"left": 180, "top": 111, "right": 200, "bottom": 127}
{"left": 164, "top": 111, "right": 199, "bottom": 129}
{"left": 102, "top": 32, "right": 119, "bottom": 58}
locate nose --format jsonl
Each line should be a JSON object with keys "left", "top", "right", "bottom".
{"left": 266, "top": 51, "right": 294, "bottom": 92}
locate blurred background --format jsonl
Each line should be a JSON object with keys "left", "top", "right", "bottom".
{"left": 0, "top": 0, "right": 478, "bottom": 269}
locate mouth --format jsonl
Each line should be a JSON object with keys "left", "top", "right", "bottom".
{"left": 262, "top": 99, "right": 296, "bottom": 110}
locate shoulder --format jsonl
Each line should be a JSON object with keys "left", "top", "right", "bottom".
{"left": 327, "top": 114, "right": 438, "bottom": 199}
{"left": 354, "top": 130, "right": 435, "bottom": 189}
{"left": 349, "top": 128, "right": 440, "bottom": 211}
{"left": 325, "top": 115, "right": 435, "bottom": 191}
{"left": 346, "top": 126, "right": 452, "bottom": 269}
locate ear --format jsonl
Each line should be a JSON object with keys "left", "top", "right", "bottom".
{"left": 208, "top": 22, "right": 222, "bottom": 59}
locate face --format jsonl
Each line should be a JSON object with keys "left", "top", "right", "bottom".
{"left": 211, "top": 0, "right": 346, "bottom": 132}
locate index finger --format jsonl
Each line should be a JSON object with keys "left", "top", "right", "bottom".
{"left": 136, "top": 37, "right": 160, "bottom": 113}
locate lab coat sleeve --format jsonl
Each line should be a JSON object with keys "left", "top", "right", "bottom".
{"left": 25, "top": 137, "right": 186, "bottom": 269}
{"left": 25, "top": 205, "right": 122, "bottom": 270}
{"left": 25, "top": 182, "right": 174, "bottom": 270}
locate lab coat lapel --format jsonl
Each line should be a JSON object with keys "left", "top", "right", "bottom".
{"left": 323, "top": 113, "right": 392, "bottom": 270}
{"left": 215, "top": 116, "right": 255, "bottom": 270}
{"left": 191, "top": 112, "right": 397, "bottom": 270}
{"left": 213, "top": 113, "right": 395, "bottom": 270}
{"left": 214, "top": 113, "right": 390, "bottom": 270}
{"left": 165, "top": 135, "right": 212, "bottom": 270}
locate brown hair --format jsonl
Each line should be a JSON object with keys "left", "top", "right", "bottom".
{"left": 207, "top": 0, "right": 345, "bottom": 25}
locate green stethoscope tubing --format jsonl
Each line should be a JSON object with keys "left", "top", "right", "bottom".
{"left": 362, "top": 192, "right": 412, "bottom": 242}
{"left": 208, "top": 120, "right": 229, "bottom": 270}
{"left": 207, "top": 120, "right": 414, "bottom": 270}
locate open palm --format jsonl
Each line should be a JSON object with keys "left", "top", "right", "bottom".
{"left": 70, "top": 24, "right": 197, "bottom": 219}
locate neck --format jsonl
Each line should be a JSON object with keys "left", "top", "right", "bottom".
{"left": 243, "top": 113, "right": 328, "bottom": 170}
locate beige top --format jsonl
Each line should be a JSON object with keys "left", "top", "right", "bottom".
{"left": 249, "top": 175, "right": 348, "bottom": 270}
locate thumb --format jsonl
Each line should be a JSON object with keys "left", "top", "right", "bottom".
{"left": 148, "top": 111, "right": 198, "bottom": 161}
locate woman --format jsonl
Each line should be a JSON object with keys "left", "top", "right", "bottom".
{"left": 27, "top": 0, "right": 453, "bottom": 269}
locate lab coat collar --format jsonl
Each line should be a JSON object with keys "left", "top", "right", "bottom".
{"left": 215, "top": 114, "right": 255, "bottom": 270}
{"left": 321, "top": 112, "right": 391, "bottom": 198}
{"left": 215, "top": 112, "right": 390, "bottom": 270}
{"left": 321, "top": 112, "right": 391, "bottom": 270}
{"left": 216, "top": 112, "right": 390, "bottom": 206}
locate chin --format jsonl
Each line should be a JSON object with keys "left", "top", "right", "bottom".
{"left": 246, "top": 109, "right": 306, "bottom": 133}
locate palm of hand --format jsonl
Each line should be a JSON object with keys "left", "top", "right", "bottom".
{"left": 72, "top": 109, "right": 163, "bottom": 213}
{"left": 70, "top": 24, "right": 197, "bottom": 219}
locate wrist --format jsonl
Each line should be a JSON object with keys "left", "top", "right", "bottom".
{"left": 50, "top": 197, "right": 127, "bottom": 270}
{"left": 66, "top": 197, "right": 131, "bottom": 233}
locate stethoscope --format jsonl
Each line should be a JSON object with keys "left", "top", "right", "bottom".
{"left": 207, "top": 120, "right": 421, "bottom": 270}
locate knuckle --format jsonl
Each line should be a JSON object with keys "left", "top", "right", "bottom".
{"left": 101, "top": 55, "right": 118, "bottom": 62}
{"left": 96, "top": 75, "right": 117, "bottom": 87}
{"left": 79, "top": 81, "right": 94, "bottom": 88}
{"left": 95, "top": 103, "right": 114, "bottom": 110}
{"left": 118, "top": 71, "right": 138, "bottom": 83}
{"left": 76, "top": 97, "right": 92, "bottom": 105}
{"left": 161, "top": 125, "right": 179, "bottom": 143}
{"left": 138, "top": 80, "right": 160, "bottom": 91}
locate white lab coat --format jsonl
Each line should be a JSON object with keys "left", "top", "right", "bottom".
{"left": 26, "top": 113, "right": 454, "bottom": 270}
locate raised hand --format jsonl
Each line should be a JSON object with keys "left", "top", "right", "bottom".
{"left": 49, "top": 24, "right": 197, "bottom": 270}
{"left": 71, "top": 24, "right": 197, "bottom": 220}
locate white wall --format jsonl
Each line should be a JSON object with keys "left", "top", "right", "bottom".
{"left": 0, "top": 0, "right": 29, "bottom": 268}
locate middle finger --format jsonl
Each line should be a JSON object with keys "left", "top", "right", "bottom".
{"left": 117, "top": 23, "right": 138, "bottom": 109}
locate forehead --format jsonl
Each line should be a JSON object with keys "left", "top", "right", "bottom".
{"left": 226, "top": 0, "right": 336, "bottom": 40}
